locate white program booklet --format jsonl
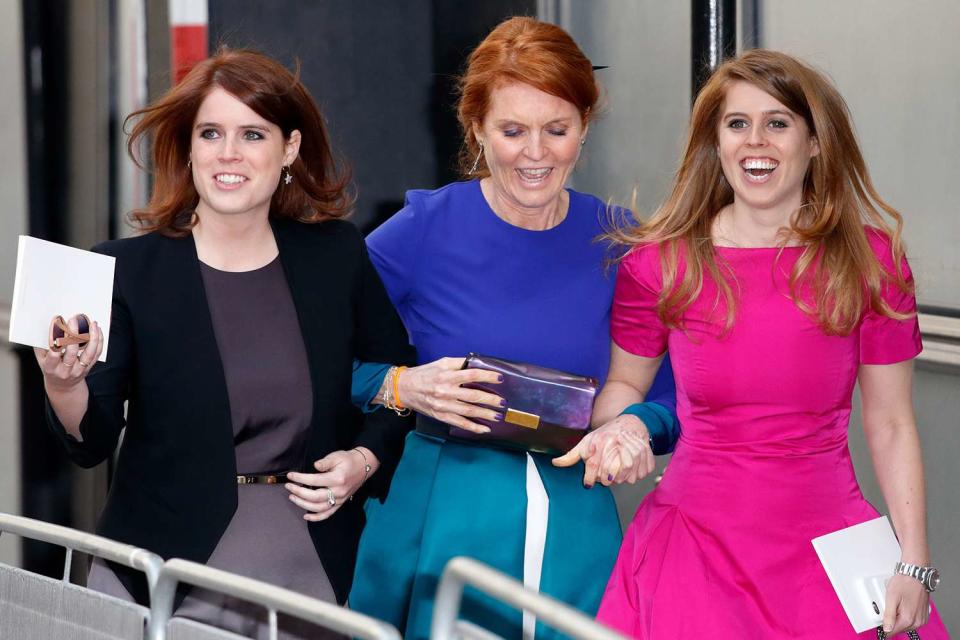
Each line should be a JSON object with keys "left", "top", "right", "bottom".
{"left": 812, "top": 516, "right": 901, "bottom": 633}
{"left": 9, "top": 236, "right": 115, "bottom": 362}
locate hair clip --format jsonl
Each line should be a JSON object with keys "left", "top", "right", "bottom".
{"left": 49, "top": 314, "right": 91, "bottom": 351}
{"left": 591, "top": 65, "right": 609, "bottom": 71}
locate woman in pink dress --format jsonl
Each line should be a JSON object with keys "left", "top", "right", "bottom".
{"left": 554, "top": 50, "right": 950, "bottom": 638}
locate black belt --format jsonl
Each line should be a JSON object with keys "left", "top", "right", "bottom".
{"left": 414, "top": 414, "right": 451, "bottom": 440}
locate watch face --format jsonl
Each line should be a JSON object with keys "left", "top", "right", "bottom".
{"left": 927, "top": 569, "right": 941, "bottom": 591}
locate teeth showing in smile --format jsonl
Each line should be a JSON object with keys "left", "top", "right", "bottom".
{"left": 740, "top": 158, "right": 778, "bottom": 181}
{"left": 216, "top": 174, "right": 247, "bottom": 185}
{"left": 517, "top": 167, "right": 551, "bottom": 182}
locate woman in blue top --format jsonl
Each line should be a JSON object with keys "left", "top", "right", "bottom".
{"left": 350, "top": 17, "right": 678, "bottom": 640}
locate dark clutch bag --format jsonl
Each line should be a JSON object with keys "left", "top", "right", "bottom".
{"left": 417, "top": 353, "right": 599, "bottom": 455}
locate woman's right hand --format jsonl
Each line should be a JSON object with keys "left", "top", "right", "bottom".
{"left": 396, "top": 357, "right": 504, "bottom": 433}
{"left": 34, "top": 315, "right": 104, "bottom": 393}
{"left": 34, "top": 315, "right": 103, "bottom": 439}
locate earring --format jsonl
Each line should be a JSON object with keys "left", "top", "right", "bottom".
{"left": 187, "top": 158, "right": 191, "bottom": 168}
{"left": 469, "top": 141, "right": 484, "bottom": 174}
{"left": 580, "top": 138, "right": 586, "bottom": 146}
{"left": 282, "top": 165, "right": 293, "bottom": 185}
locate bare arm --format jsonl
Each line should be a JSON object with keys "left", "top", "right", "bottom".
{"left": 859, "top": 360, "right": 931, "bottom": 634}
{"left": 592, "top": 343, "right": 664, "bottom": 426}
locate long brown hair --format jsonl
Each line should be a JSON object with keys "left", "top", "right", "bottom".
{"left": 615, "top": 49, "right": 911, "bottom": 335}
{"left": 126, "top": 48, "right": 352, "bottom": 235}
{"left": 456, "top": 16, "right": 600, "bottom": 178}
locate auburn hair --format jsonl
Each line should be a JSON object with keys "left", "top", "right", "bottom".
{"left": 455, "top": 16, "right": 600, "bottom": 177}
{"left": 126, "top": 47, "right": 352, "bottom": 235}
{"left": 613, "top": 49, "right": 911, "bottom": 335}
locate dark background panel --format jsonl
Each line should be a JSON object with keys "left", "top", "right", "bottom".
{"left": 208, "top": 0, "right": 534, "bottom": 232}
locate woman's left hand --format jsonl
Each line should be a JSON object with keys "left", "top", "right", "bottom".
{"left": 285, "top": 448, "right": 378, "bottom": 522}
{"left": 881, "top": 574, "right": 930, "bottom": 636}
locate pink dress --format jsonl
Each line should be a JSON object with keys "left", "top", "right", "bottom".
{"left": 599, "top": 230, "right": 950, "bottom": 639}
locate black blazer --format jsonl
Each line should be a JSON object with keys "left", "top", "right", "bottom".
{"left": 46, "top": 218, "right": 415, "bottom": 605}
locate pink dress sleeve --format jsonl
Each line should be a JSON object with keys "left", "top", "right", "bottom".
{"left": 859, "top": 228, "right": 923, "bottom": 364}
{"left": 611, "top": 244, "right": 669, "bottom": 357}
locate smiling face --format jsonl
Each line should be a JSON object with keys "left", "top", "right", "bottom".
{"left": 190, "top": 87, "right": 300, "bottom": 222}
{"left": 474, "top": 81, "right": 585, "bottom": 220}
{"left": 717, "top": 81, "right": 819, "bottom": 218}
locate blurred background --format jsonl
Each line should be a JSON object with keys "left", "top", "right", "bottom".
{"left": 0, "top": 0, "right": 956, "bottom": 629}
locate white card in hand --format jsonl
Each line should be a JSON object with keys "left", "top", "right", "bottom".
{"left": 9, "top": 236, "right": 115, "bottom": 362}
{"left": 812, "top": 516, "right": 901, "bottom": 633}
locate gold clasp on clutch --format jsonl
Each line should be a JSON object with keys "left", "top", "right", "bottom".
{"left": 504, "top": 408, "right": 540, "bottom": 430}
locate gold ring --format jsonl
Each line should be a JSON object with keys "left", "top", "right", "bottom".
{"left": 78, "top": 361, "right": 88, "bottom": 368}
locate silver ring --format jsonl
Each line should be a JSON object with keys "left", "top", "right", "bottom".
{"left": 326, "top": 488, "right": 336, "bottom": 507}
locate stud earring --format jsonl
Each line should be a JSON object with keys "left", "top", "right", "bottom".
{"left": 187, "top": 158, "right": 192, "bottom": 168}
{"left": 282, "top": 165, "right": 293, "bottom": 185}
{"left": 580, "top": 138, "right": 586, "bottom": 146}
{"left": 469, "top": 141, "right": 484, "bottom": 174}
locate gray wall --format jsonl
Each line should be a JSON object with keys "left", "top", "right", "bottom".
{"left": 761, "top": 0, "right": 960, "bottom": 310}
{"left": 561, "top": 0, "right": 958, "bottom": 631}
{"left": 0, "top": 0, "right": 28, "bottom": 567}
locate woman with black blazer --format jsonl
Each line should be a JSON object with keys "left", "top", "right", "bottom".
{"left": 35, "top": 49, "right": 414, "bottom": 639}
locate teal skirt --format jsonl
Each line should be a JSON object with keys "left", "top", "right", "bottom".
{"left": 350, "top": 432, "right": 622, "bottom": 640}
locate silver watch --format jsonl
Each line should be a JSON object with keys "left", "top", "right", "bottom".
{"left": 895, "top": 561, "right": 941, "bottom": 592}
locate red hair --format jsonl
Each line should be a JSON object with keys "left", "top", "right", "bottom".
{"left": 126, "top": 47, "right": 352, "bottom": 235}
{"left": 456, "top": 16, "right": 600, "bottom": 177}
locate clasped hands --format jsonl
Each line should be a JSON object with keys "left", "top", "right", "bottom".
{"left": 552, "top": 414, "right": 656, "bottom": 488}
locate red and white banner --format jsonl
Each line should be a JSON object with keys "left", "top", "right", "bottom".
{"left": 169, "top": 0, "right": 208, "bottom": 85}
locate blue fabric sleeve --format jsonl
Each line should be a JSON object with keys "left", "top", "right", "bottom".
{"left": 352, "top": 360, "right": 391, "bottom": 413}
{"left": 621, "top": 353, "right": 680, "bottom": 454}
{"left": 366, "top": 194, "right": 427, "bottom": 311}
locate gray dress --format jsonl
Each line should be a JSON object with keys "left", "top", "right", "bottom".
{"left": 89, "top": 257, "right": 340, "bottom": 639}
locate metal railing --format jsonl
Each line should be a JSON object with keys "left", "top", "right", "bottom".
{"left": 0, "top": 512, "right": 163, "bottom": 594}
{"left": 148, "top": 558, "right": 401, "bottom": 640}
{"left": 431, "top": 556, "right": 628, "bottom": 640}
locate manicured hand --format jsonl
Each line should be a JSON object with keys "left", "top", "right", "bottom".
{"left": 552, "top": 414, "right": 654, "bottom": 487}
{"left": 397, "top": 357, "right": 504, "bottom": 433}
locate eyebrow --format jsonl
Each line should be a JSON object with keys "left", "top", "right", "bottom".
{"left": 194, "top": 122, "right": 271, "bottom": 132}
{"left": 493, "top": 117, "right": 573, "bottom": 126}
{"left": 723, "top": 109, "right": 795, "bottom": 119}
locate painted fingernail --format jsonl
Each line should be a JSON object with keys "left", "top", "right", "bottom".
{"left": 496, "top": 374, "right": 504, "bottom": 382}
{"left": 493, "top": 413, "right": 504, "bottom": 422}
{"left": 607, "top": 474, "right": 613, "bottom": 481}
{"left": 499, "top": 398, "right": 507, "bottom": 407}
